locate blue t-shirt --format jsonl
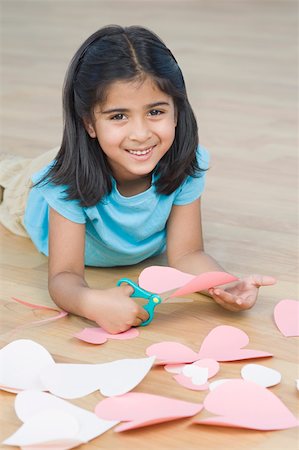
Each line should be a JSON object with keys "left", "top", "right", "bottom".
{"left": 24, "top": 147, "right": 209, "bottom": 267}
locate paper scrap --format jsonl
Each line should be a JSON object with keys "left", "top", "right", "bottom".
{"left": 194, "top": 379, "right": 298, "bottom": 430}
{"left": 138, "top": 266, "right": 238, "bottom": 298}
{"left": 0, "top": 340, "right": 54, "bottom": 392}
{"left": 197, "top": 325, "right": 273, "bottom": 361}
{"left": 146, "top": 325, "right": 272, "bottom": 364}
{"left": 241, "top": 364, "right": 281, "bottom": 388}
{"left": 40, "top": 356, "right": 155, "bottom": 399}
{"left": 172, "top": 359, "right": 220, "bottom": 391}
{"left": 3, "top": 389, "right": 118, "bottom": 448}
{"left": 95, "top": 392, "right": 203, "bottom": 431}
{"left": 274, "top": 299, "right": 299, "bottom": 337}
{"left": 138, "top": 266, "right": 194, "bottom": 293}
{"left": 74, "top": 327, "right": 139, "bottom": 344}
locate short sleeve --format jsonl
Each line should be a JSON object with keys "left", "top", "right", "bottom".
{"left": 173, "top": 146, "right": 210, "bottom": 205}
{"left": 31, "top": 165, "right": 86, "bottom": 224}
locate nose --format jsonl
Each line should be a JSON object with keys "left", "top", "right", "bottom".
{"left": 128, "top": 117, "right": 152, "bottom": 143}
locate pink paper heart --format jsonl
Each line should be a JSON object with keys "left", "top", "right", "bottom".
{"left": 170, "top": 272, "right": 238, "bottom": 298}
{"left": 146, "top": 342, "right": 200, "bottom": 365}
{"left": 172, "top": 359, "right": 219, "bottom": 391}
{"left": 95, "top": 392, "right": 203, "bottom": 431}
{"left": 197, "top": 325, "right": 272, "bottom": 361}
{"left": 274, "top": 299, "right": 299, "bottom": 337}
{"left": 74, "top": 327, "right": 139, "bottom": 344}
{"left": 138, "top": 266, "right": 195, "bottom": 293}
{"left": 194, "top": 379, "right": 298, "bottom": 430}
{"left": 173, "top": 374, "right": 209, "bottom": 391}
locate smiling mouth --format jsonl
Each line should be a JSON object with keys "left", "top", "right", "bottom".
{"left": 126, "top": 146, "right": 155, "bottom": 156}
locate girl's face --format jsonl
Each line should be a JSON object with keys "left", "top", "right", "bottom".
{"left": 85, "top": 77, "right": 177, "bottom": 189}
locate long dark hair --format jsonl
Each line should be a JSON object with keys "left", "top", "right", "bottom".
{"left": 40, "top": 25, "right": 203, "bottom": 206}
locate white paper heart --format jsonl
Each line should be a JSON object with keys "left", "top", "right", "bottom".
{"left": 182, "top": 365, "right": 209, "bottom": 386}
{"left": 3, "top": 409, "right": 80, "bottom": 446}
{"left": 40, "top": 356, "right": 155, "bottom": 399}
{"left": 241, "top": 364, "right": 281, "bottom": 388}
{"left": 13, "top": 390, "right": 118, "bottom": 443}
{"left": 0, "top": 339, "right": 54, "bottom": 391}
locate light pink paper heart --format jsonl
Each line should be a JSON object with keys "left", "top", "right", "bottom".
{"left": 170, "top": 272, "right": 238, "bottom": 298}
{"left": 138, "top": 266, "right": 195, "bottom": 293}
{"left": 197, "top": 325, "right": 272, "bottom": 361}
{"left": 95, "top": 392, "right": 203, "bottom": 431}
{"left": 172, "top": 359, "right": 219, "bottom": 391}
{"left": 74, "top": 327, "right": 139, "bottom": 344}
{"left": 146, "top": 326, "right": 271, "bottom": 365}
{"left": 194, "top": 379, "right": 298, "bottom": 430}
{"left": 274, "top": 299, "right": 299, "bottom": 337}
{"left": 138, "top": 266, "right": 238, "bottom": 299}
{"left": 173, "top": 374, "right": 209, "bottom": 391}
{"left": 146, "top": 342, "right": 200, "bottom": 365}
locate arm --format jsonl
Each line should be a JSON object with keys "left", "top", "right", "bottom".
{"left": 48, "top": 207, "right": 149, "bottom": 332}
{"left": 166, "top": 198, "right": 276, "bottom": 310}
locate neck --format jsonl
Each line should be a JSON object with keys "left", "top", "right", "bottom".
{"left": 116, "top": 175, "right": 152, "bottom": 197}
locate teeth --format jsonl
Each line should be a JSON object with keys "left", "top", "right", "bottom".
{"left": 128, "top": 147, "right": 153, "bottom": 156}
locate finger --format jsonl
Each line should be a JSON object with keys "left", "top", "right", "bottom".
{"left": 132, "top": 317, "right": 144, "bottom": 327}
{"left": 139, "top": 306, "right": 150, "bottom": 321}
{"left": 211, "top": 288, "right": 239, "bottom": 304}
{"left": 212, "top": 295, "right": 240, "bottom": 311}
{"left": 121, "top": 284, "right": 134, "bottom": 296}
{"left": 253, "top": 275, "right": 277, "bottom": 287}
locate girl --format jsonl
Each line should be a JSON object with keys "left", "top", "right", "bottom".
{"left": 1, "top": 25, "right": 276, "bottom": 333}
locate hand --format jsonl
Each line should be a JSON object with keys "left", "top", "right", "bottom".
{"left": 85, "top": 285, "right": 149, "bottom": 334}
{"left": 208, "top": 274, "right": 276, "bottom": 311}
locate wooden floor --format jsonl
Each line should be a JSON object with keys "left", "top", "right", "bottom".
{"left": 0, "top": 1, "right": 298, "bottom": 449}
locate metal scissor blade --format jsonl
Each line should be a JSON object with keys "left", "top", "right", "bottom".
{"left": 159, "top": 289, "right": 194, "bottom": 304}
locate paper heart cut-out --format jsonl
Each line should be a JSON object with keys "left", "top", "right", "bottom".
{"left": 146, "top": 326, "right": 271, "bottom": 365}
{"left": 174, "top": 366, "right": 209, "bottom": 391}
{"left": 0, "top": 339, "right": 55, "bottom": 392}
{"left": 194, "top": 379, "right": 298, "bottom": 430}
{"left": 40, "top": 356, "right": 155, "bottom": 399}
{"left": 95, "top": 392, "right": 203, "bottom": 431}
{"left": 209, "top": 379, "right": 235, "bottom": 391}
{"left": 197, "top": 325, "right": 273, "bottom": 361}
{"left": 241, "top": 364, "right": 281, "bottom": 388}
{"left": 146, "top": 341, "right": 200, "bottom": 365}
{"left": 172, "top": 359, "right": 220, "bottom": 391}
{"left": 138, "top": 266, "right": 238, "bottom": 298}
{"left": 138, "top": 266, "right": 195, "bottom": 293}
{"left": 165, "top": 358, "right": 219, "bottom": 376}
{"left": 3, "top": 390, "right": 118, "bottom": 448}
{"left": 273, "top": 299, "right": 299, "bottom": 337}
{"left": 74, "top": 327, "right": 139, "bottom": 344}
{"left": 3, "top": 408, "right": 80, "bottom": 448}
{"left": 169, "top": 271, "right": 238, "bottom": 298}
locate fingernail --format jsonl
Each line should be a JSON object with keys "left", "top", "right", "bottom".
{"left": 236, "top": 299, "right": 242, "bottom": 305}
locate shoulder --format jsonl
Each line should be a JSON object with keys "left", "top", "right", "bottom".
{"left": 173, "top": 145, "right": 210, "bottom": 206}
{"left": 29, "top": 163, "right": 86, "bottom": 224}
{"left": 196, "top": 145, "right": 210, "bottom": 170}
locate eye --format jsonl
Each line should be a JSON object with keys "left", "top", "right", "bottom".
{"left": 110, "top": 113, "right": 126, "bottom": 120}
{"left": 148, "top": 109, "right": 163, "bottom": 117}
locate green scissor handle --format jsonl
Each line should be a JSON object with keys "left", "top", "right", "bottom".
{"left": 117, "top": 277, "right": 162, "bottom": 326}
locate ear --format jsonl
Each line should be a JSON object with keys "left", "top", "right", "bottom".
{"left": 83, "top": 118, "right": 97, "bottom": 138}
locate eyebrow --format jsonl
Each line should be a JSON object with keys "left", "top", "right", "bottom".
{"left": 101, "top": 101, "right": 170, "bottom": 114}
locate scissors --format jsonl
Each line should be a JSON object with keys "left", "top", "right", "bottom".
{"left": 116, "top": 278, "right": 163, "bottom": 326}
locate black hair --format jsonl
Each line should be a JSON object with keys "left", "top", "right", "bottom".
{"left": 40, "top": 25, "right": 203, "bottom": 206}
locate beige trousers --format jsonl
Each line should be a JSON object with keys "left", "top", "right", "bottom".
{"left": 0, "top": 147, "right": 59, "bottom": 236}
